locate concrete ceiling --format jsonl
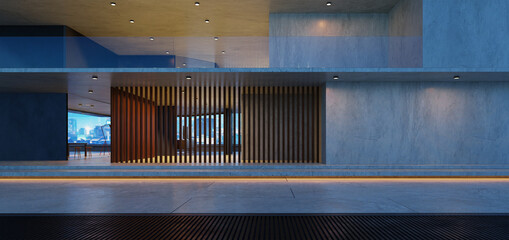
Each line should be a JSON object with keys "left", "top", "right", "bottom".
{"left": 0, "top": 0, "right": 400, "bottom": 37}
{"left": 1, "top": 71, "right": 508, "bottom": 116}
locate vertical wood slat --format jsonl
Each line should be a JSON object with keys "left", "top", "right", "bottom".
{"left": 111, "top": 88, "right": 116, "bottom": 162}
{"left": 194, "top": 85, "right": 203, "bottom": 163}
{"left": 257, "top": 87, "right": 261, "bottom": 163}
{"left": 224, "top": 85, "right": 227, "bottom": 163}
{"left": 299, "top": 86, "right": 303, "bottom": 163}
{"left": 260, "top": 87, "right": 267, "bottom": 163}
{"left": 178, "top": 85, "right": 182, "bottom": 163}
{"left": 272, "top": 86, "right": 275, "bottom": 163}
{"left": 285, "top": 87, "right": 292, "bottom": 162}
{"left": 233, "top": 85, "right": 237, "bottom": 163}
{"left": 193, "top": 85, "right": 197, "bottom": 164}
{"left": 208, "top": 84, "right": 212, "bottom": 164}
{"left": 111, "top": 85, "right": 321, "bottom": 164}
{"left": 244, "top": 87, "right": 248, "bottom": 162}
{"left": 219, "top": 85, "right": 223, "bottom": 163}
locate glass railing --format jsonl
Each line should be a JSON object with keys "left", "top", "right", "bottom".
{"left": 0, "top": 36, "right": 422, "bottom": 69}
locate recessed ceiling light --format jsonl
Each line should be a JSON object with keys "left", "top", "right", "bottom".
{"left": 326, "top": 2, "right": 332, "bottom": 6}
{"left": 182, "top": 63, "right": 187, "bottom": 66}
{"left": 205, "top": 19, "right": 210, "bottom": 23}
{"left": 195, "top": 2, "right": 200, "bottom": 6}
{"left": 110, "top": 2, "right": 116, "bottom": 6}
{"left": 453, "top": 75, "right": 461, "bottom": 80}
{"left": 129, "top": 20, "right": 135, "bottom": 24}
{"left": 92, "top": 75, "right": 98, "bottom": 80}
{"left": 165, "top": 51, "right": 170, "bottom": 54}
{"left": 333, "top": 76, "right": 339, "bottom": 80}
{"left": 149, "top": 37, "right": 155, "bottom": 41}
{"left": 221, "top": 51, "right": 226, "bottom": 54}
{"left": 214, "top": 37, "right": 219, "bottom": 41}
{"left": 78, "top": 104, "right": 83, "bottom": 107}
{"left": 88, "top": 90, "right": 94, "bottom": 94}
{"left": 90, "top": 105, "right": 95, "bottom": 108}
{"left": 186, "top": 76, "right": 192, "bottom": 80}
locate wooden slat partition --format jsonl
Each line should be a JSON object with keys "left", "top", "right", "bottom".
{"left": 111, "top": 85, "right": 322, "bottom": 164}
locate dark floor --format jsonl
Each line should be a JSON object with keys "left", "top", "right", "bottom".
{"left": 0, "top": 215, "right": 508, "bottom": 240}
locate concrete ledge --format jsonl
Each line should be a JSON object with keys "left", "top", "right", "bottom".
{"left": 1, "top": 165, "right": 509, "bottom": 178}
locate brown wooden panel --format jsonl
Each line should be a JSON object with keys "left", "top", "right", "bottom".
{"left": 112, "top": 85, "right": 322, "bottom": 164}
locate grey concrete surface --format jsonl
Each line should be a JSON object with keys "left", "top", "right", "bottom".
{"left": 423, "top": 0, "right": 509, "bottom": 68}
{"left": 0, "top": 178, "right": 508, "bottom": 213}
{"left": 325, "top": 81, "right": 509, "bottom": 166}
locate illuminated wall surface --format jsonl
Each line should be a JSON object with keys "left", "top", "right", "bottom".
{"left": 325, "top": 82, "right": 509, "bottom": 165}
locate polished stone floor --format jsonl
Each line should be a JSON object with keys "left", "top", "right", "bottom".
{"left": 1, "top": 178, "right": 508, "bottom": 214}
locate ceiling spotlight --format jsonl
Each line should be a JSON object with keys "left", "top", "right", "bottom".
{"left": 214, "top": 37, "right": 219, "bottom": 41}
{"left": 91, "top": 75, "right": 98, "bottom": 80}
{"left": 326, "top": 2, "right": 332, "bottom": 6}
{"left": 205, "top": 19, "right": 210, "bottom": 23}
{"left": 110, "top": 2, "right": 116, "bottom": 6}
{"left": 186, "top": 76, "right": 192, "bottom": 80}
{"left": 333, "top": 76, "right": 339, "bottom": 80}
{"left": 149, "top": 37, "right": 155, "bottom": 41}
{"left": 195, "top": 2, "right": 200, "bottom": 6}
{"left": 129, "top": 19, "right": 135, "bottom": 24}
{"left": 182, "top": 63, "right": 187, "bottom": 66}
{"left": 88, "top": 90, "right": 94, "bottom": 94}
{"left": 221, "top": 51, "right": 226, "bottom": 54}
{"left": 165, "top": 51, "right": 170, "bottom": 54}
{"left": 453, "top": 75, "right": 461, "bottom": 80}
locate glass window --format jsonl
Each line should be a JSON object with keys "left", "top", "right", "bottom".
{"left": 68, "top": 112, "right": 111, "bottom": 144}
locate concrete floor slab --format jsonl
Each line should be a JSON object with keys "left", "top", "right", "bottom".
{"left": 1, "top": 178, "right": 508, "bottom": 214}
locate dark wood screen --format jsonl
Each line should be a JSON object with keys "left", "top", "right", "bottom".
{"left": 111, "top": 86, "right": 321, "bottom": 164}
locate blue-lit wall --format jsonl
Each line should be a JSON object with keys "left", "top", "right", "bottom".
{"left": 423, "top": 0, "right": 509, "bottom": 68}
{"left": 0, "top": 93, "right": 67, "bottom": 161}
{"left": 324, "top": 81, "right": 509, "bottom": 166}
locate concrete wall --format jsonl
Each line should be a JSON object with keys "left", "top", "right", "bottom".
{"left": 423, "top": 0, "right": 509, "bottom": 68}
{"left": 325, "top": 81, "right": 509, "bottom": 165}
{"left": 269, "top": 13, "right": 389, "bottom": 68}
{"left": 0, "top": 93, "right": 67, "bottom": 161}
{"left": 388, "top": 0, "right": 423, "bottom": 67}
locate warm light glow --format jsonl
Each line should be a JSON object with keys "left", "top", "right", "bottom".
{"left": 1, "top": 177, "right": 509, "bottom": 181}
{"left": 110, "top": 2, "right": 116, "bottom": 6}
{"left": 129, "top": 20, "right": 135, "bottom": 24}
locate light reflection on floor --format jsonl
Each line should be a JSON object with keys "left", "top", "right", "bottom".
{"left": 1, "top": 177, "right": 508, "bottom": 214}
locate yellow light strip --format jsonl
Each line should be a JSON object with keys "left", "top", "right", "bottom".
{"left": 1, "top": 177, "right": 509, "bottom": 182}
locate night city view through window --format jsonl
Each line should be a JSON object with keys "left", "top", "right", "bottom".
{"left": 68, "top": 112, "right": 111, "bottom": 144}
{"left": 177, "top": 113, "right": 241, "bottom": 146}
